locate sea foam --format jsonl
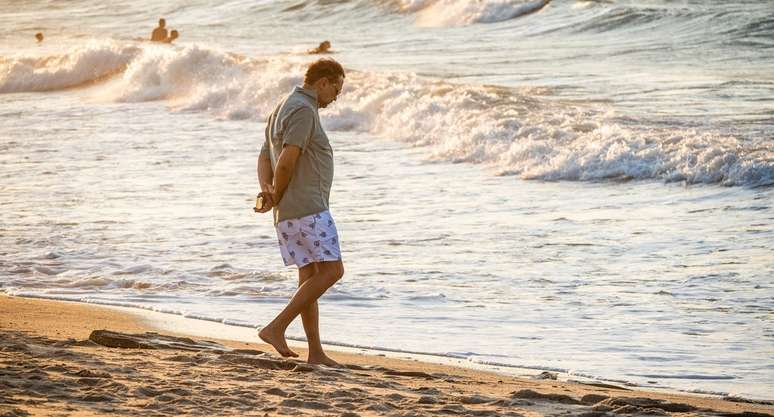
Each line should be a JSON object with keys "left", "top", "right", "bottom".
{"left": 0, "top": 40, "right": 139, "bottom": 94}
{"left": 1, "top": 41, "right": 771, "bottom": 187}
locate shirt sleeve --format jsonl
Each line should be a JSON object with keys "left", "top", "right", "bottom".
{"left": 281, "top": 107, "right": 315, "bottom": 150}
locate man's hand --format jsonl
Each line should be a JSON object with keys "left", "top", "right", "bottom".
{"left": 254, "top": 191, "right": 275, "bottom": 213}
{"left": 255, "top": 144, "right": 299, "bottom": 214}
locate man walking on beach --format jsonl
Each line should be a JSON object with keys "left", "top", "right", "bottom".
{"left": 255, "top": 59, "right": 345, "bottom": 367}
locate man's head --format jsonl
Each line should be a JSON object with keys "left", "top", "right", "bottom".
{"left": 170, "top": 30, "right": 179, "bottom": 40}
{"left": 159, "top": 18, "right": 166, "bottom": 28}
{"left": 303, "top": 58, "right": 345, "bottom": 108}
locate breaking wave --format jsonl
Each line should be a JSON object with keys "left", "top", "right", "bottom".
{"left": 1, "top": 41, "right": 771, "bottom": 187}
{"left": 397, "top": 0, "right": 552, "bottom": 26}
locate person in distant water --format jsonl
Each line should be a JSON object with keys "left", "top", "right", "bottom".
{"left": 35, "top": 32, "right": 44, "bottom": 43}
{"left": 308, "top": 40, "right": 331, "bottom": 54}
{"left": 164, "top": 30, "right": 179, "bottom": 44}
{"left": 150, "top": 18, "right": 167, "bottom": 42}
{"left": 255, "top": 59, "right": 346, "bottom": 366}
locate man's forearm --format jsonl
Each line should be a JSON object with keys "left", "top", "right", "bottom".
{"left": 271, "top": 164, "right": 293, "bottom": 203}
{"left": 269, "top": 145, "right": 302, "bottom": 205}
{"left": 257, "top": 155, "right": 274, "bottom": 192}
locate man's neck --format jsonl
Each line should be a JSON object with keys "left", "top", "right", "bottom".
{"left": 302, "top": 84, "right": 321, "bottom": 106}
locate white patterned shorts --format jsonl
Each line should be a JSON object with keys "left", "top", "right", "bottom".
{"left": 275, "top": 210, "right": 342, "bottom": 268}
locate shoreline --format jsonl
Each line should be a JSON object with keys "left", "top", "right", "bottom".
{"left": 4, "top": 292, "right": 769, "bottom": 403}
{"left": 1, "top": 293, "right": 771, "bottom": 417}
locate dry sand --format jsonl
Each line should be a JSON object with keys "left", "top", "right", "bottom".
{"left": 1, "top": 294, "right": 771, "bottom": 417}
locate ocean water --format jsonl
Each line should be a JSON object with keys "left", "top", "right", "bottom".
{"left": 1, "top": 0, "right": 773, "bottom": 400}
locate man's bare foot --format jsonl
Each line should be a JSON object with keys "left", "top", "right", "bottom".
{"left": 307, "top": 352, "right": 341, "bottom": 367}
{"left": 258, "top": 326, "right": 298, "bottom": 358}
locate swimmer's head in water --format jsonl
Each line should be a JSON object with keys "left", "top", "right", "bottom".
{"left": 304, "top": 58, "right": 345, "bottom": 108}
{"left": 35, "top": 32, "right": 43, "bottom": 42}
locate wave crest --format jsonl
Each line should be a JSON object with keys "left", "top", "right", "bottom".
{"left": 398, "top": 0, "right": 551, "bottom": 26}
{"left": 0, "top": 40, "right": 139, "bottom": 93}
{"left": 1, "top": 41, "right": 770, "bottom": 187}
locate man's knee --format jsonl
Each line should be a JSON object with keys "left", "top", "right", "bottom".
{"left": 333, "top": 261, "right": 344, "bottom": 281}
{"left": 322, "top": 261, "right": 344, "bottom": 283}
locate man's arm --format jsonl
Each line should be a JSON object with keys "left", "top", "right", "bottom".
{"left": 257, "top": 143, "right": 273, "bottom": 193}
{"left": 270, "top": 145, "right": 302, "bottom": 205}
{"left": 255, "top": 120, "right": 276, "bottom": 213}
{"left": 268, "top": 107, "right": 313, "bottom": 205}
{"left": 255, "top": 151, "right": 275, "bottom": 213}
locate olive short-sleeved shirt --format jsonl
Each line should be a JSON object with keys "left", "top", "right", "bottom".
{"left": 261, "top": 86, "right": 334, "bottom": 224}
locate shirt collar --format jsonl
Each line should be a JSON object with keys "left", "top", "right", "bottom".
{"left": 294, "top": 86, "right": 318, "bottom": 108}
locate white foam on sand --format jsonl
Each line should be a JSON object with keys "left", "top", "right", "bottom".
{"left": 104, "top": 302, "right": 550, "bottom": 378}
{"left": 100, "top": 302, "right": 743, "bottom": 401}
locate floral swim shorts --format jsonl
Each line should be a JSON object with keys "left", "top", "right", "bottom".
{"left": 274, "top": 210, "right": 342, "bottom": 268}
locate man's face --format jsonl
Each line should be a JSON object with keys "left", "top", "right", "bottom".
{"left": 319, "top": 76, "right": 344, "bottom": 108}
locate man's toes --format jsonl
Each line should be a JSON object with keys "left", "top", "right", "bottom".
{"left": 280, "top": 348, "right": 298, "bottom": 357}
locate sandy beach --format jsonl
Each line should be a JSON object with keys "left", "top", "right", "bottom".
{"left": 2, "top": 0, "right": 773, "bottom": 410}
{"left": 1, "top": 294, "right": 771, "bottom": 417}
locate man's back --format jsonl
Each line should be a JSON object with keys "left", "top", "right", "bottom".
{"left": 263, "top": 87, "right": 334, "bottom": 224}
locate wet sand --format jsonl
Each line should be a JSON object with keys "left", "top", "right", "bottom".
{"left": 1, "top": 294, "right": 771, "bottom": 417}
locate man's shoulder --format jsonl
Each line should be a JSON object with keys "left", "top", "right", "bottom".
{"left": 287, "top": 90, "right": 316, "bottom": 108}
{"left": 279, "top": 94, "right": 316, "bottom": 119}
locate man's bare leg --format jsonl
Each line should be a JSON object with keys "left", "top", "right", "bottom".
{"left": 259, "top": 260, "right": 344, "bottom": 358}
{"left": 298, "top": 262, "right": 341, "bottom": 367}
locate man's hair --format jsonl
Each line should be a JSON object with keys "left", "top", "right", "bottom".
{"left": 304, "top": 59, "right": 345, "bottom": 85}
